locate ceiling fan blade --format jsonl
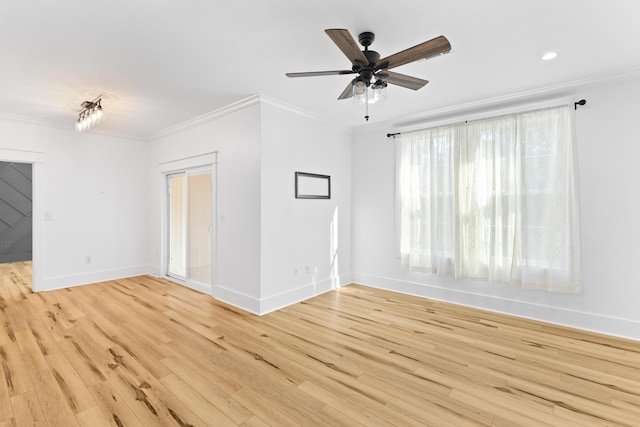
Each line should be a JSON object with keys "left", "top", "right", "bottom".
{"left": 338, "top": 80, "right": 354, "bottom": 100}
{"left": 380, "top": 71, "right": 429, "bottom": 90}
{"left": 325, "top": 29, "right": 369, "bottom": 66}
{"left": 286, "top": 70, "right": 354, "bottom": 78}
{"left": 377, "top": 35, "right": 451, "bottom": 70}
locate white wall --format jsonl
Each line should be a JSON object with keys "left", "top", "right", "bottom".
{"left": 351, "top": 74, "right": 640, "bottom": 340}
{"left": 0, "top": 117, "right": 149, "bottom": 291}
{"left": 147, "top": 97, "right": 353, "bottom": 315}
{"left": 259, "top": 100, "right": 352, "bottom": 313}
{"left": 147, "top": 99, "right": 263, "bottom": 312}
{"left": 1, "top": 95, "right": 351, "bottom": 317}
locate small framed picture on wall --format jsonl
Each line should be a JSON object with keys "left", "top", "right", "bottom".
{"left": 295, "top": 172, "right": 331, "bottom": 199}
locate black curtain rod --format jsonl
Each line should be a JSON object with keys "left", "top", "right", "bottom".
{"left": 388, "top": 100, "right": 587, "bottom": 138}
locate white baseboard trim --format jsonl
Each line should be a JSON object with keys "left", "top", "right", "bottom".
{"left": 39, "top": 265, "right": 151, "bottom": 292}
{"left": 41, "top": 268, "right": 636, "bottom": 341}
{"left": 213, "top": 274, "right": 353, "bottom": 316}
{"left": 259, "top": 275, "right": 349, "bottom": 315}
{"left": 214, "top": 285, "right": 261, "bottom": 315}
{"left": 146, "top": 264, "right": 161, "bottom": 277}
{"left": 352, "top": 272, "right": 640, "bottom": 342}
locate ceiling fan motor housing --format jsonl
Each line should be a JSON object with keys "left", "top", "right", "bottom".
{"left": 352, "top": 32, "right": 380, "bottom": 82}
{"left": 362, "top": 50, "right": 380, "bottom": 66}
{"left": 354, "top": 52, "right": 379, "bottom": 82}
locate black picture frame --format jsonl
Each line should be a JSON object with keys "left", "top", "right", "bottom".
{"left": 295, "top": 172, "right": 331, "bottom": 199}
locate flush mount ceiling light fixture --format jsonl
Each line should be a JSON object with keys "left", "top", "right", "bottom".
{"left": 75, "top": 97, "right": 104, "bottom": 132}
{"left": 286, "top": 29, "right": 451, "bottom": 121}
{"left": 542, "top": 51, "right": 558, "bottom": 61}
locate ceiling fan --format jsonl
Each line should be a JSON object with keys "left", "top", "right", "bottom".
{"left": 286, "top": 29, "right": 451, "bottom": 120}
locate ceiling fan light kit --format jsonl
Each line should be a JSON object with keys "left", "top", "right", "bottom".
{"left": 286, "top": 28, "right": 451, "bottom": 121}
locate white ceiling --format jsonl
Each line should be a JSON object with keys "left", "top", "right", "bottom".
{"left": 1, "top": 1, "right": 639, "bottom": 139}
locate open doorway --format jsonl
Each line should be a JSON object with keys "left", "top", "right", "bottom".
{"left": 166, "top": 168, "right": 213, "bottom": 293}
{"left": 0, "top": 161, "right": 32, "bottom": 296}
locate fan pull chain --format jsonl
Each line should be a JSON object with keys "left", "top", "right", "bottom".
{"left": 365, "top": 87, "right": 370, "bottom": 121}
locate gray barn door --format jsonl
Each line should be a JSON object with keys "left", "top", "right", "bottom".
{"left": 0, "top": 162, "right": 32, "bottom": 264}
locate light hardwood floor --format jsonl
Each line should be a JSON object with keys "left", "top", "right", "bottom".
{"left": 1, "top": 261, "right": 639, "bottom": 426}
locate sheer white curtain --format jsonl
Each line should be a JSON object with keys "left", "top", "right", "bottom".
{"left": 399, "top": 105, "right": 582, "bottom": 293}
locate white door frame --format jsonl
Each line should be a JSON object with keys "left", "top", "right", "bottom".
{"left": 0, "top": 149, "right": 44, "bottom": 292}
{"left": 159, "top": 152, "right": 217, "bottom": 295}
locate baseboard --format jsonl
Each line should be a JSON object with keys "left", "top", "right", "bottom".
{"left": 39, "top": 264, "right": 151, "bottom": 292}
{"left": 213, "top": 274, "right": 353, "bottom": 316}
{"left": 213, "top": 285, "right": 261, "bottom": 315}
{"left": 36, "top": 266, "right": 637, "bottom": 341}
{"left": 259, "top": 274, "right": 352, "bottom": 315}
{"left": 146, "top": 264, "right": 161, "bottom": 277}
{"left": 352, "top": 272, "right": 640, "bottom": 342}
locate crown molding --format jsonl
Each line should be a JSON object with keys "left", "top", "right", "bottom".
{"left": 259, "top": 94, "right": 322, "bottom": 121}
{"left": 258, "top": 95, "right": 350, "bottom": 132}
{"left": 0, "top": 111, "right": 54, "bottom": 128}
{"left": 148, "top": 95, "right": 262, "bottom": 141}
{"left": 149, "top": 94, "right": 350, "bottom": 141}
{"left": 355, "top": 67, "right": 640, "bottom": 135}
{"left": 0, "top": 110, "right": 146, "bottom": 142}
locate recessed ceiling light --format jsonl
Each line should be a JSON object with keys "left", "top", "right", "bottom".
{"left": 542, "top": 51, "right": 558, "bottom": 61}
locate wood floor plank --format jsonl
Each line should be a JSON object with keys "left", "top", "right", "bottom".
{"left": 202, "top": 350, "right": 329, "bottom": 426}
{"left": 56, "top": 332, "right": 108, "bottom": 387}
{"left": 296, "top": 380, "right": 407, "bottom": 427}
{"left": 82, "top": 329, "right": 212, "bottom": 427}
{"left": 238, "top": 415, "right": 271, "bottom": 427}
{"left": 359, "top": 372, "right": 492, "bottom": 426}
{"left": 0, "top": 342, "right": 33, "bottom": 396}
{"left": 19, "top": 299, "right": 61, "bottom": 358}
{"left": 160, "top": 356, "right": 253, "bottom": 424}
{"left": 74, "top": 406, "right": 112, "bottom": 427}
{"left": 160, "top": 373, "right": 237, "bottom": 426}
{"left": 231, "top": 387, "right": 300, "bottom": 427}
{"left": 11, "top": 391, "right": 47, "bottom": 427}
{"left": 45, "top": 351, "right": 97, "bottom": 414}
{"left": 2, "top": 303, "right": 27, "bottom": 339}
{"left": 1, "top": 262, "right": 639, "bottom": 426}
{"left": 14, "top": 329, "right": 49, "bottom": 372}
{"left": 87, "top": 381, "right": 146, "bottom": 427}
{"left": 29, "top": 369, "right": 80, "bottom": 427}
{"left": 0, "top": 360, "right": 13, "bottom": 422}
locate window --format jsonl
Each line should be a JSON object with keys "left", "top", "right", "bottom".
{"left": 399, "top": 105, "right": 581, "bottom": 293}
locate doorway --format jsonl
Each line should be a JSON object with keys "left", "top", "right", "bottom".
{"left": 166, "top": 169, "right": 213, "bottom": 292}
{"left": 0, "top": 161, "right": 33, "bottom": 295}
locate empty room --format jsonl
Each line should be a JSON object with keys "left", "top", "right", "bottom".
{"left": 0, "top": 1, "right": 639, "bottom": 426}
